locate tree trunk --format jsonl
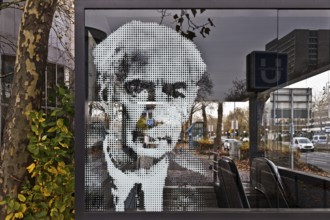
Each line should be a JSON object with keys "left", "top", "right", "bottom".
{"left": 202, "top": 103, "right": 208, "bottom": 139}
{"left": 216, "top": 102, "right": 223, "bottom": 147}
{"left": 189, "top": 105, "right": 194, "bottom": 126}
{"left": 0, "top": 0, "right": 58, "bottom": 216}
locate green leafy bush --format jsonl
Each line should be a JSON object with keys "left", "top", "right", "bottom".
{"left": 0, "top": 87, "right": 74, "bottom": 220}
{"left": 197, "top": 138, "right": 213, "bottom": 154}
{"left": 239, "top": 142, "right": 250, "bottom": 160}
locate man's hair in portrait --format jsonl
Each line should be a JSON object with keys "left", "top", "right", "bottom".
{"left": 93, "top": 20, "right": 207, "bottom": 102}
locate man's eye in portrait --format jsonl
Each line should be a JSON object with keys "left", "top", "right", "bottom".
{"left": 162, "top": 82, "right": 187, "bottom": 98}
{"left": 124, "top": 79, "right": 154, "bottom": 97}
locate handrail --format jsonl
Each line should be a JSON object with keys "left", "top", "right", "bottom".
{"left": 254, "top": 187, "right": 272, "bottom": 207}
{"left": 216, "top": 156, "right": 250, "bottom": 208}
{"left": 212, "top": 152, "right": 219, "bottom": 184}
{"left": 251, "top": 158, "right": 290, "bottom": 208}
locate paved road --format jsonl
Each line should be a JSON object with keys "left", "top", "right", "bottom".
{"left": 300, "top": 151, "right": 330, "bottom": 173}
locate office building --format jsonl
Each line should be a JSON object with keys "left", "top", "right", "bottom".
{"left": 266, "top": 29, "right": 330, "bottom": 80}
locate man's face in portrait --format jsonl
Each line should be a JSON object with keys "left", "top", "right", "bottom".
{"left": 93, "top": 20, "right": 206, "bottom": 159}
{"left": 119, "top": 64, "right": 201, "bottom": 158}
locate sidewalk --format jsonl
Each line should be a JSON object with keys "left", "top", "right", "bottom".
{"left": 238, "top": 169, "right": 250, "bottom": 182}
{"left": 235, "top": 159, "right": 251, "bottom": 182}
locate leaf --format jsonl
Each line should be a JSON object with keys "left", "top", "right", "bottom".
{"left": 47, "top": 127, "right": 57, "bottom": 133}
{"left": 186, "top": 31, "right": 196, "bottom": 40}
{"left": 185, "top": 13, "right": 190, "bottom": 19}
{"left": 57, "top": 119, "right": 64, "bottom": 128}
{"left": 39, "top": 117, "right": 46, "bottom": 123}
{"left": 35, "top": 210, "right": 47, "bottom": 218}
{"left": 59, "top": 142, "right": 68, "bottom": 148}
{"left": 173, "top": 14, "right": 178, "bottom": 19}
{"left": 5, "top": 213, "right": 13, "bottom": 220}
{"left": 191, "top": 9, "right": 197, "bottom": 17}
{"left": 27, "top": 111, "right": 36, "bottom": 119}
{"left": 41, "top": 135, "right": 47, "bottom": 141}
{"left": 31, "top": 125, "right": 38, "bottom": 133}
{"left": 21, "top": 204, "right": 27, "bottom": 212}
{"left": 47, "top": 166, "right": 58, "bottom": 175}
{"left": 200, "top": 9, "right": 206, "bottom": 13}
{"left": 14, "top": 201, "right": 20, "bottom": 211}
{"left": 42, "top": 188, "right": 51, "bottom": 197}
{"left": 14, "top": 212, "right": 24, "bottom": 219}
{"left": 18, "top": 194, "right": 26, "bottom": 202}
{"left": 50, "top": 109, "right": 61, "bottom": 117}
{"left": 31, "top": 171, "right": 38, "bottom": 178}
{"left": 58, "top": 161, "right": 65, "bottom": 168}
{"left": 61, "top": 126, "right": 68, "bottom": 134}
{"left": 205, "top": 27, "right": 210, "bottom": 35}
{"left": 32, "top": 185, "right": 40, "bottom": 191}
{"left": 58, "top": 87, "right": 66, "bottom": 96}
{"left": 178, "top": 17, "right": 184, "bottom": 23}
{"left": 50, "top": 208, "right": 58, "bottom": 217}
{"left": 175, "top": 25, "right": 180, "bottom": 32}
{"left": 58, "top": 168, "right": 67, "bottom": 175}
{"left": 27, "top": 144, "right": 39, "bottom": 155}
{"left": 26, "top": 163, "right": 36, "bottom": 173}
{"left": 8, "top": 200, "right": 14, "bottom": 209}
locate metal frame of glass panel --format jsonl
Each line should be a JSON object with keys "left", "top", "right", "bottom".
{"left": 75, "top": 1, "right": 330, "bottom": 219}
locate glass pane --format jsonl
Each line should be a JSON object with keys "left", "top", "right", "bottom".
{"left": 260, "top": 10, "right": 330, "bottom": 209}
{"left": 84, "top": 9, "right": 277, "bottom": 212}
{"left": 0, "top": 55, "right": 14, "bottom": 104}
{"left": 274, "top": 10, "right": 330, "bottom": 174}
{"left": 0, "top": 55, "right": 15, "bottom": 141}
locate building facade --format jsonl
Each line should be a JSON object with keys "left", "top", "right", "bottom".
{"left": 266, "top": 29, "right": 330, "bottom": 80}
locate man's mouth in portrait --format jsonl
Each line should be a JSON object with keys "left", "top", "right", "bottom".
{"left": 132, "top": 130, "right": 174, "bottom": 145}
{"left": 128, "top": 120, "right": 180, "bottom": 158}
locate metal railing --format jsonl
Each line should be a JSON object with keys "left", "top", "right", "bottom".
{"left": 212, "top": 152, "right": 219, "bottom": 184}
{"left": 278, "top": 166, "right": 330, "bottom": 208}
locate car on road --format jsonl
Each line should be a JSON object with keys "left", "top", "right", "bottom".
{"left": 312, "top": 134, "right": 327, "bottom": 144}
{"left": 292, "top": 137, "right": 314, "bottom": 152}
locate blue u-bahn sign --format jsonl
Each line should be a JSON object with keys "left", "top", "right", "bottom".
{"left": 247, "top": 51, "right": 288, "bottom": 92}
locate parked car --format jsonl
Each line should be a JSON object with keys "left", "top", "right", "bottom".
{"left": 312, "top": 134, "right": 327, "bottom": 144}
{"left": 292, "top": 137, "right": 314, "bottom": 152}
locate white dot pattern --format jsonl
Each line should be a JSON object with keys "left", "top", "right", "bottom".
{"left": 85, "top": 20, "right": 208, "bottom": 212}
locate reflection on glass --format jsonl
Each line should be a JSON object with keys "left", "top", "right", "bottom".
{"left": 260, "top": 10, "right": 330, "bottom": 176}
{"left": 83, "top": 9, "right": 330, "bottom": 213}
{"left": 258, "top": 10, "right": 330, "bottom": 210}
{"left": 263, "top": 71, "right": 330, "bottom": 175}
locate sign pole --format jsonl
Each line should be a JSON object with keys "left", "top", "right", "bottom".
{"left": 325, "top": 127, "right": 330, "bottom": 151}
{"left": 290, "top": 90, "right": 294, "bottom": 169}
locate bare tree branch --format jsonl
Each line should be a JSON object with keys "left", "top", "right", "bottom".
{"left": 0, "top": 0, "right": 25, "bottom": 10}
{"left": 0, "top": 34, "right": 17, "bottom": 53}
{"left": 47, "top": 0, "right": 74, "bottom": 65}
{"left": 225, "top": 77, "right": 249, "bottom": 101}
{"left": 0, "top": 72, "right": 13, "bottom": 78}
{"left": 158, "top": 9, "right": 171, "bottom": 24}
{"left": 157, "top": 9, "right": 215, "bottom": 41}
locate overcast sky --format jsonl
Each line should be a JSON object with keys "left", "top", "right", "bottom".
{"left": 86, "top": 9, "right": 330, "bottom": 101}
